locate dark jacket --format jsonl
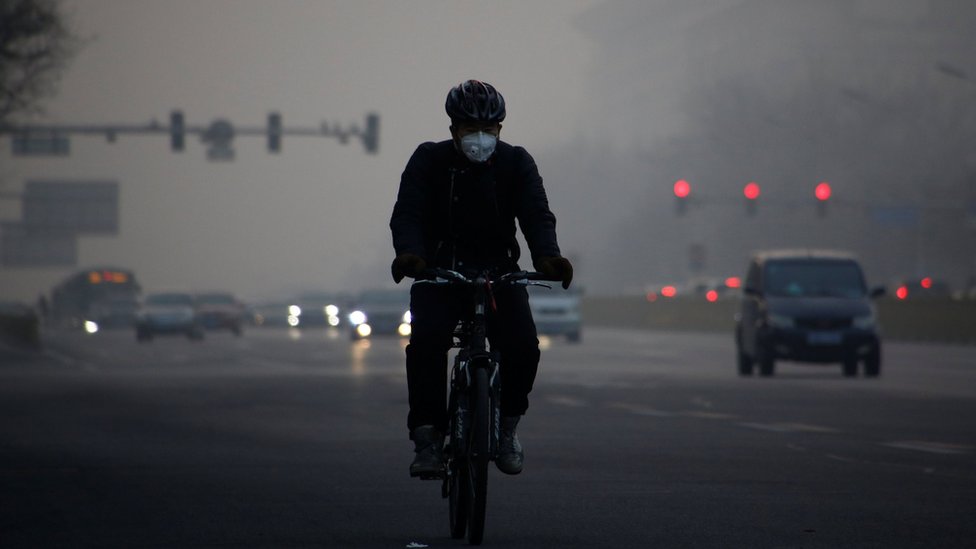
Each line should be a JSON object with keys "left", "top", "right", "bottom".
{"left": 390, "top": 139, "right": 561, "bottom": 272}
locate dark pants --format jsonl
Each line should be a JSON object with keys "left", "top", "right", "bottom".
{"left": 406, "top": 282, "right": 540, "bottom": 433}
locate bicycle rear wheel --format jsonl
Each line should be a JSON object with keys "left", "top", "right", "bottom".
{"left": 467, "top": 366, "right": 490, "bottom": 545}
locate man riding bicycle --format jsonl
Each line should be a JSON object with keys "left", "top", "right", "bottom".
{"left": 390, "top": 79, "right": 573, "bottom": 478}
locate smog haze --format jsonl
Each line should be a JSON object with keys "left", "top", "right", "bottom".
{"left": 2, "top": 0, "right": 974, "bottom": 302}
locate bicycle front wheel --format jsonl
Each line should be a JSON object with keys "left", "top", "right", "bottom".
{"left": 448, "top": 439, "right": 469, "bottom": 539}
{"left": 467, "top": 366, "right": 490, "bottom": 545}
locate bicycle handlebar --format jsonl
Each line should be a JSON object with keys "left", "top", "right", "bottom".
{"left": 413, "top": 268, "right": 555, "bottom": 287}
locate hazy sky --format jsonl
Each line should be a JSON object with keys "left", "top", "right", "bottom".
{"left": 0, "top": 0, "right": 603, "bottom": 302}
{"left": 4, "top": 0, "right": 974, "bottom": 303}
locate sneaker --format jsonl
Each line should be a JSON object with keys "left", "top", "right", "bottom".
{"left": 496, "top": 416, "right": 524, "bottom": 475}
{"left": 409, "top": 425, "right": 444, "bottom": 479}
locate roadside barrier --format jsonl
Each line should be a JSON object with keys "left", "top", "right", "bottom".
{"left": 581, "top": 296, "right": 976, "bottom": 345}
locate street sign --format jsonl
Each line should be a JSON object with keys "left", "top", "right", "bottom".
{"left": 11, "top": 134, "right": 70, "bottom": 156}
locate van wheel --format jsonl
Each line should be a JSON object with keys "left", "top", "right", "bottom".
{"left": 842, "top": 358, "right": 858, "bottom": 377}
{"left": 864, "top": 349, "right": 881, "bottom": 377}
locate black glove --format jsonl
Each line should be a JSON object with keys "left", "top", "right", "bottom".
{"left": 534, "top": 256, "right": 574, "bottom": 290}
{"left": 391, "top": 253, "right": 427, "bottom": 284}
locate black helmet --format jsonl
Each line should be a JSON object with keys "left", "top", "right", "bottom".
{"left": 445, "top": 80, "right": 506, "bottom": 124}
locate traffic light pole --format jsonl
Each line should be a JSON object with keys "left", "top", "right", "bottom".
{"left": 0, "top": 110, "right": 380, "bottom": 161}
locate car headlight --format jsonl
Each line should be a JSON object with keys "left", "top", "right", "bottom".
{"left": 403, "top": 310, "right": 412, "bottom": 323}
{"left": 853, "top": 312, "right": 876, "bottom": 329}
{"left": 767, "top": 313, "right": 794, "bottom": 328}
{"left": 348, "top": 310, "right": 366, "bottom": 326}
{"left": 288, "top": 305, "right": 302, "bottom": 317}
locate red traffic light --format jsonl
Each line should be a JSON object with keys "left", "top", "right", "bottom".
{"left": 743, "top": 182, "right": 761, "bottom": 200}
{"left": 673, "top": 179, "right": 691, "bottom": 198}
{"left": 815, "top": 182, "right": 832, "bottom": 201}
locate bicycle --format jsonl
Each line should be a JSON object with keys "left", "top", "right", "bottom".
{"left": 414, "top": 268, "right": 553, "bottom": 545}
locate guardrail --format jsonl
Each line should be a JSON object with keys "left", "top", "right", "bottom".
{"left": 581, "top": 296, "right": 976, "bottom": 345}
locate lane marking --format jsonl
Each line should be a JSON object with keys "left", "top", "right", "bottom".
{"left": 545, "top": 395, "right": 588, "bottom": 408}
{"left": 681, "top": 411, "right": 738, "bottom": 420}
{"left": 42, "top": 348, "right": 77, "bottom": 365}
{"left": 41, "top": 348, "right": 98, "bottom": 372}
{"left": 737, "top": 422, "right": 840, "bottom": 434}
{"left": 607, "top": 402, "right": 675, "bottom": 417}
{"left": 883, "top": 441, "right": 974, "bottom": 455}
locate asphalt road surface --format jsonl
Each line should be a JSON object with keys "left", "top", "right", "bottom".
{"left": 2, "top": 326, "right": 974, "bottom": 548}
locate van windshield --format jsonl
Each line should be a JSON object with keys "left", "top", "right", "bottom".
{"left": 764, "top": 260, "right": 866, "bottom": 298}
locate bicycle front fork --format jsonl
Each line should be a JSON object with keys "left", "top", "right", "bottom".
{"left": 450, "top": 354, "right": 501, "bottom": 460}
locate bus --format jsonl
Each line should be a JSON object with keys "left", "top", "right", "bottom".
{"left": 50, "top": 267, "right": 141, "bottom": 328}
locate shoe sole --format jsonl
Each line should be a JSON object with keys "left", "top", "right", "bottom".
{"left": 410, "top": 468, "right": 445, "bottom": 480}
{"left": 495, "top": 463, "right": 523, "bottom": 475}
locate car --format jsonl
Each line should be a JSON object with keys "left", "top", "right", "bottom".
{"left": 136, "top": 292, "right": 204, "bottom": 342}
{"left": 289, "top": 292, "right": 349, "bottom": 329}
{"left": 347, "top": 289, "right": 411, "bottom": 340}
{"left": 194, "top": 292, "right": 245, "bottom": 335}
{"left": 248, "top": 302, "right": 296, "bottom": 327}
{"left": 528, "top": 285, "right": 582, "bottom": 342}
{"left": 735, "top": 249, "right": 884, "bottom": 377}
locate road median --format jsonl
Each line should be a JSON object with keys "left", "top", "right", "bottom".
{"left": 581, "top": 296, "right": 976, "bottom": 345}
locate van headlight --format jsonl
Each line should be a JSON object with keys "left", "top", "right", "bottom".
{"left": 767, "top": 313, "right": 794, "bottom": 328}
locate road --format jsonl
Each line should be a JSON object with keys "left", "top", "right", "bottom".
{"left": 1, "top": 326, "right": 975, "bottom": 548}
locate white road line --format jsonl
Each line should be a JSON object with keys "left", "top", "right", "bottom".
{"left": 825, "top": 453, "right": 859, "bottom": 463}
{"left": 42, "top": 348, "right": 99, "bottom": 372}
{"left": 737, "top": 422, "right": 840, "bottom": 434}
{"left": 42, "top": 348, "right": 77, "bottom": 365}
{"left": 883, "top": 441, "right": 974, "bottom": 455}
{"left": 606, "top": 402, "right": 675, "bottom": 417}
{"left": 545, "top": 395, "right": 588, "bottom": 408}
{"left": 681, "top": 410, "right": 738, "bottom": 420}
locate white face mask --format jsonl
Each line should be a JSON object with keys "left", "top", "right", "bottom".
{"left": 459, "top": 131, "right": 497, "bottom": 163}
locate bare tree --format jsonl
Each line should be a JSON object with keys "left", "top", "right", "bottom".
{"left": 0, "top": 0, "right": 76, "bottom": 123}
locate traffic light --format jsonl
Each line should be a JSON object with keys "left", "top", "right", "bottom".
{"left": 362, "top": 112, "right": 379, "bottom": 154}
{"left": 743, "top": 181, "right": 760, "bottom": 216}
{"left": 267, "top": 112, "right": 282, "bottom": 153}
{"left": 170, "top": 110, "right": 184, "bottom": 152}
{"left": 815, "top": 181, "right": 831, "bottom": 217}
{"left": 673, "top": 179, "right": 690, "bottom": 215}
